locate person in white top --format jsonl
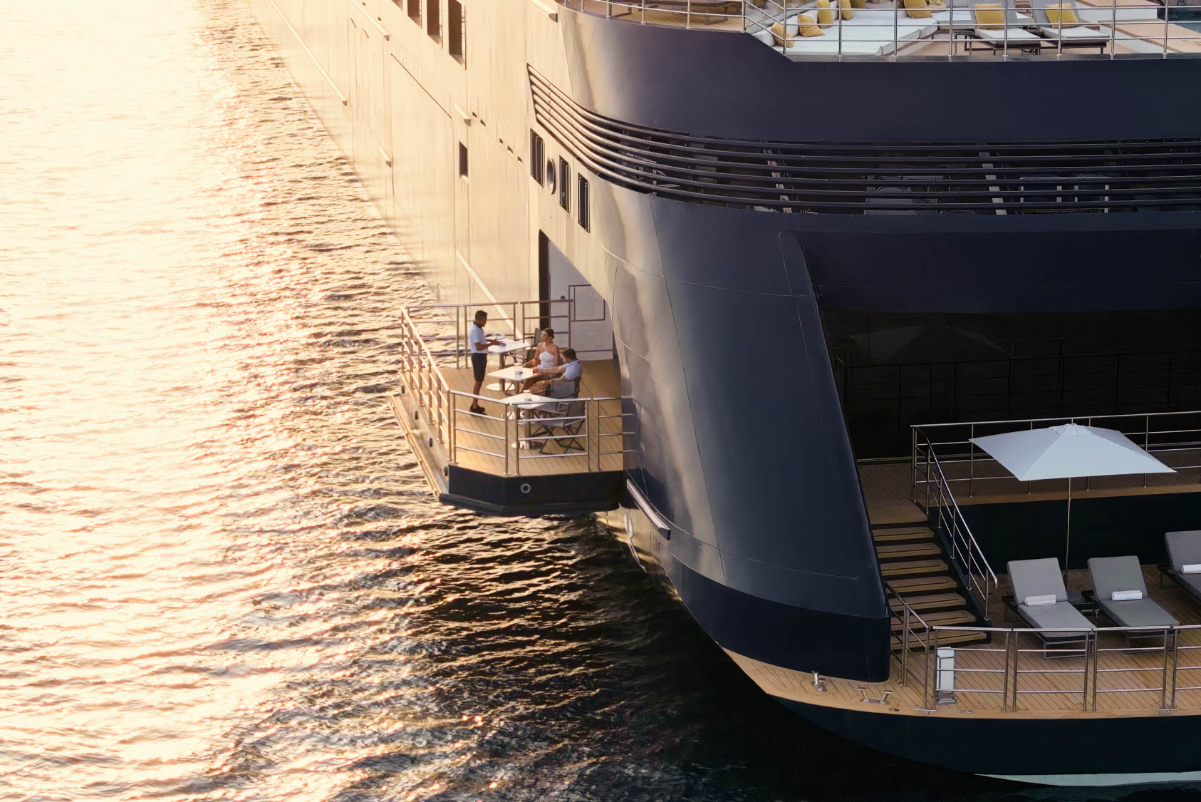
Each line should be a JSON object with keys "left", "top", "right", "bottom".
{"left": 527, "top": 348, "right": 582, "bottom": 396}
{"left": 467, "top": 310, "right": 502, "bottom": 414}
{"left": 520, "top": 329, "right": 562, "bottom": 391}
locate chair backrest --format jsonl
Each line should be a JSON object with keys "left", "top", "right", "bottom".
{"left": 1088, "top": 555, "right": 1148, "bottom": 600}
{"left": 1030, "top": 0, "right": 1081, "bottom": 27}
{"left": 1008, "top": 557, "right": 1067, "bottom": 603}
{"left": 564, "top": 400, "right": 586, "bottom": 419}
{"left": 1167, "top": 530, "right": 1201, "bottom": 572}
{"left": 972, "top": 0, "right": 1024, "bottom": 25}
{"left": 548, "top": 380, "right": 577, "bottom": 399}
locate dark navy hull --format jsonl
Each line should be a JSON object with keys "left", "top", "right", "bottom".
{"left": 781, "top": 697, "right": 1201, "bottom": 784}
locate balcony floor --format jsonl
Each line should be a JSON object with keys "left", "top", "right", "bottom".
{"left": 443, "top": 357, "right": 626, "bottom": 477}
{"left": 733, "top": 563, "right": 1201, "bottom": 718}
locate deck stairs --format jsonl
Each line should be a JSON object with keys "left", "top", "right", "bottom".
{"left": 874, "top": 522, "right": 989, "bottom": 651}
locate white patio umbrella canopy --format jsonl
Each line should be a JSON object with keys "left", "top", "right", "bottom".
{"left": 970, "top": 423, "right": 1175, "bottom": 482}
{"left": 970, "top": 423, "right": 1174, "bottom": 569}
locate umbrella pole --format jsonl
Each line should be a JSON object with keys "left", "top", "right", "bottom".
{"left": 1064, "top": 478, "right": 1073, "bottom": 572}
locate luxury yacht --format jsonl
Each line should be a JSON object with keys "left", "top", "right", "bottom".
{"left": 242, "top": 0, "right": 1201, "bottom": 784}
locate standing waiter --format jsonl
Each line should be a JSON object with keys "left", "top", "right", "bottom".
{"left": 468, "top": 310, "right": 502, "bottom": 414}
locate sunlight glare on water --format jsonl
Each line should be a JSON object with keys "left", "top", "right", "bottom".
{"left": 0, "top": 2, "right": 1107, "bottom": 800}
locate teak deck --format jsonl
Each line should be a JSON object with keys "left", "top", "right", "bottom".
{"left": 442, "top": 357, "right": 626, "bottom": 477}
{"left": 732, "top": 564, "right": 1201, "bottom": 719}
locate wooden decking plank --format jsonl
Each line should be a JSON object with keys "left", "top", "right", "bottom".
{"left": 880, "top": 559, "right": 948, "bottom": 577}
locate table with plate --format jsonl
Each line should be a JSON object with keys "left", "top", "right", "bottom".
{"left": 486, "top": 338, "right": 529, "bottom": 367}
{"left": 487, "top": 365, "right": 540, "bottom": 395}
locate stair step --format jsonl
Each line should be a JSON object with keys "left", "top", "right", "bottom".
{"left": 888, "top": 592, "right": 966, "bottom": 612}
{"left": 890, "top": 609, "right": 977, "bottom": 631}
{"left": 887, "top": 576, "right": 959, "bottom": 593}
{"left": 876, "top": 542, "right": 942, "bottom": 559}
{"left": 891, "top": 630, "right": 989, "bottom": 651}
{"left": 880, "top": 559, "right": 948, "bottom": 577}
{"left": 873, "top": 528, "right": 935, "bottom": 543}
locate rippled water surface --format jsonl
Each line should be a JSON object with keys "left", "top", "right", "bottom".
{"left": 0, "top": 3, "right": 1187, "bottom": 800}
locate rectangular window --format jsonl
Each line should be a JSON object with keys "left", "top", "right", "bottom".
{"left": 427, "top": 0, "right": 441, "bottom": 39}
{"left": 458, "top": 142, "right": 468, "bottom": 179}
{"left": 559, "top": 157, "right": 570, "bottom": 211}
{"left": 448, "top": 0, "right": 465, "bottom": 63}
{"left": 408, "top": 0, "right": 420, "bottom": 23}
{"left": 577, "top": 176, "right": 590, "bottom": 231}
{"left": 530, "top": 131, "right": 544, "bottom": 185}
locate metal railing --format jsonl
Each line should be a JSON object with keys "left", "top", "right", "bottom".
{"left": 889, "top": 586, "right": 1201, "bottom": 714}
{"left": 408, "top": 298, "right": 613, "bottom": 369}
{"left": 913, "top": 409, "right": 1201, "bottom": 501}
{"left": 910, "top": 432, "right": 999, "bottom": 613}
{"left": 398, "top": 303, "right": 633, "bottom": 476}
{"left": 446, "top": 391, "right": 632, "bottom": 475}
{"left": 556, "top": 0, "right": 1201, "bottom": 60}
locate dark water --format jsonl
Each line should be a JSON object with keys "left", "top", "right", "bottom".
{"left": 0, "top": 2, "right": 1193, "bottom": 800}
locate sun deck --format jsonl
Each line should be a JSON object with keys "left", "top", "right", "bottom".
{"left": 560, "top": 0, "right": 1201, "bottom": 58}
{"left": 733, "top": 562, "right": 1201, "bottom": 718}
{"left": 775, "top": 412, "right": 1201, "bottom": 720}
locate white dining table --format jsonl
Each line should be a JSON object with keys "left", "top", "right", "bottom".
{"left": 495, "top": 392, "right": 554, "bottom": 410}
{"left": 487, "top": 365, "right": 539, "bottom": 394}
{"left": 486, "top": 338, "right": 528, "bottom": 367}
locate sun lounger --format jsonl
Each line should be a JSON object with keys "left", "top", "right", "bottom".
{"left": 1029, "top": 0, "right": 1111, "bottom": 47}
{"left": 1165, "top": 530, "right": 1201, "bottom": 604}
{"left": 969, "top": 0, "right": 1043, "bottom": 49}
{"left": 1008, "top": 558, "right": 1095, "bottom": 652}
{"left": 1088, "top": 556, "right": 1178, "bottom": 634}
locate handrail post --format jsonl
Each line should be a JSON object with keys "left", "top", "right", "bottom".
{"left": 1012, "top": 631, "right": 1021, "bottom": 712}
{"left": 1170, "top": 628, "right": 1180, "bottom": 710}
{"left": 923, "top": 628, "right": 934, "bottom": 708}
{"left": 902, "top": 605, "right": 911, "bottom": 686}
{"left": 449, "top": 393, "right": 457, "bottom": 464}
{"left": 968, "top": 424, "right": 975, "bottom": 497}
{"left": 504, "top": 405, "right": 513, "bottom": 476}
{"left": 1161, "top": 628, "right": 1173, "bottom": 712}
{"left": 910, "top": 427, "right": 918, "bottom": 503}
{"left": 1082, "top": 631, "right": 1092, "bottom": 712}
{"left": 1001, "top": 632, "right": 1012, "bottom": 712}
{"left": 1090, "top": 631, "right": 1100, "bottom": 711}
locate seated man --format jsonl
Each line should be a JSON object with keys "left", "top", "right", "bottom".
{"left": 527, "top": 348, "right": 581, "bottom": 396}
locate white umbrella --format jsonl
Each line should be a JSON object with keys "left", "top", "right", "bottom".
{"left": 970, "top": 423, "right": 1174, "bottom": 568}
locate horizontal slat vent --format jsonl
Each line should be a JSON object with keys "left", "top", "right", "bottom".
{"left": 530, "top": 69, "right": 1201, "bottom": 215}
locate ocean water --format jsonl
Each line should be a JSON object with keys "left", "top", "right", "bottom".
{"left": 0, "top": 2, "right": 1191, "bottom": 800}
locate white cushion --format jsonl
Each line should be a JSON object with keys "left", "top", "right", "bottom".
{"left": 1024, "top": 594, "right": 1057, "bottom": 606}
{"left": 1182, "top": 563, "right": 1201, "bottom": 574}
{"left": 1111, "top": 589, "right": 1143, "bottom": 601}
{"left": 973, "top": 26, "right": 1040, "bottom": 41}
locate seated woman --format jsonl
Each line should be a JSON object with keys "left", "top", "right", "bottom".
{"left": 528, "top": 348, "right": 582, "bottom": 396}
{"left": 520, "top": 329, "right": 562, "bottom": 391}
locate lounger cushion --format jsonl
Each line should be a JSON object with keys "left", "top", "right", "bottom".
{"left": 816, "top": 0, "right": 835, "bottom": 25}
{"left": 1039, "top": 24, "right": 1108, "bottom": 39}
{"left": 974, "top": 3, "right": 1005, "bottom": 28}
{"left": 1046, "top": 3, "right": 1080, "bottom": 24}
{"left": 1184, "top": 564, "right": 1201, "bottom": 574}
{"left": 974, "top": 26, "right": 1040, "bottom": 40}
{"left": 770, "top": 21, "right": 794, "bottom": 45}
{"left": 1089, "top": 556, "right": 1148, "bottom": 600}
{"left": 1167, "top": 530, "right": 1201, "bottom": 573}
{"left": 797, "top": 13, "right": 825, "bottom": 35}
{"left": 1009, "top": 558, "right": 1069, "bottom": 604}
{"left": 1018, "top": 601, "right": 1095, "bottom": 639}
{"left": 1179, "top": 573, "right": 1201, "bottom": 600}
{"left": 904, "top": 0, "right": 933, "bottom": 18}
{"left": 1098, "top": 598, "right": 1179, "bottom": 629}
{"left": 1111, "top": 589, "right": 1143, "bottom": 601}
